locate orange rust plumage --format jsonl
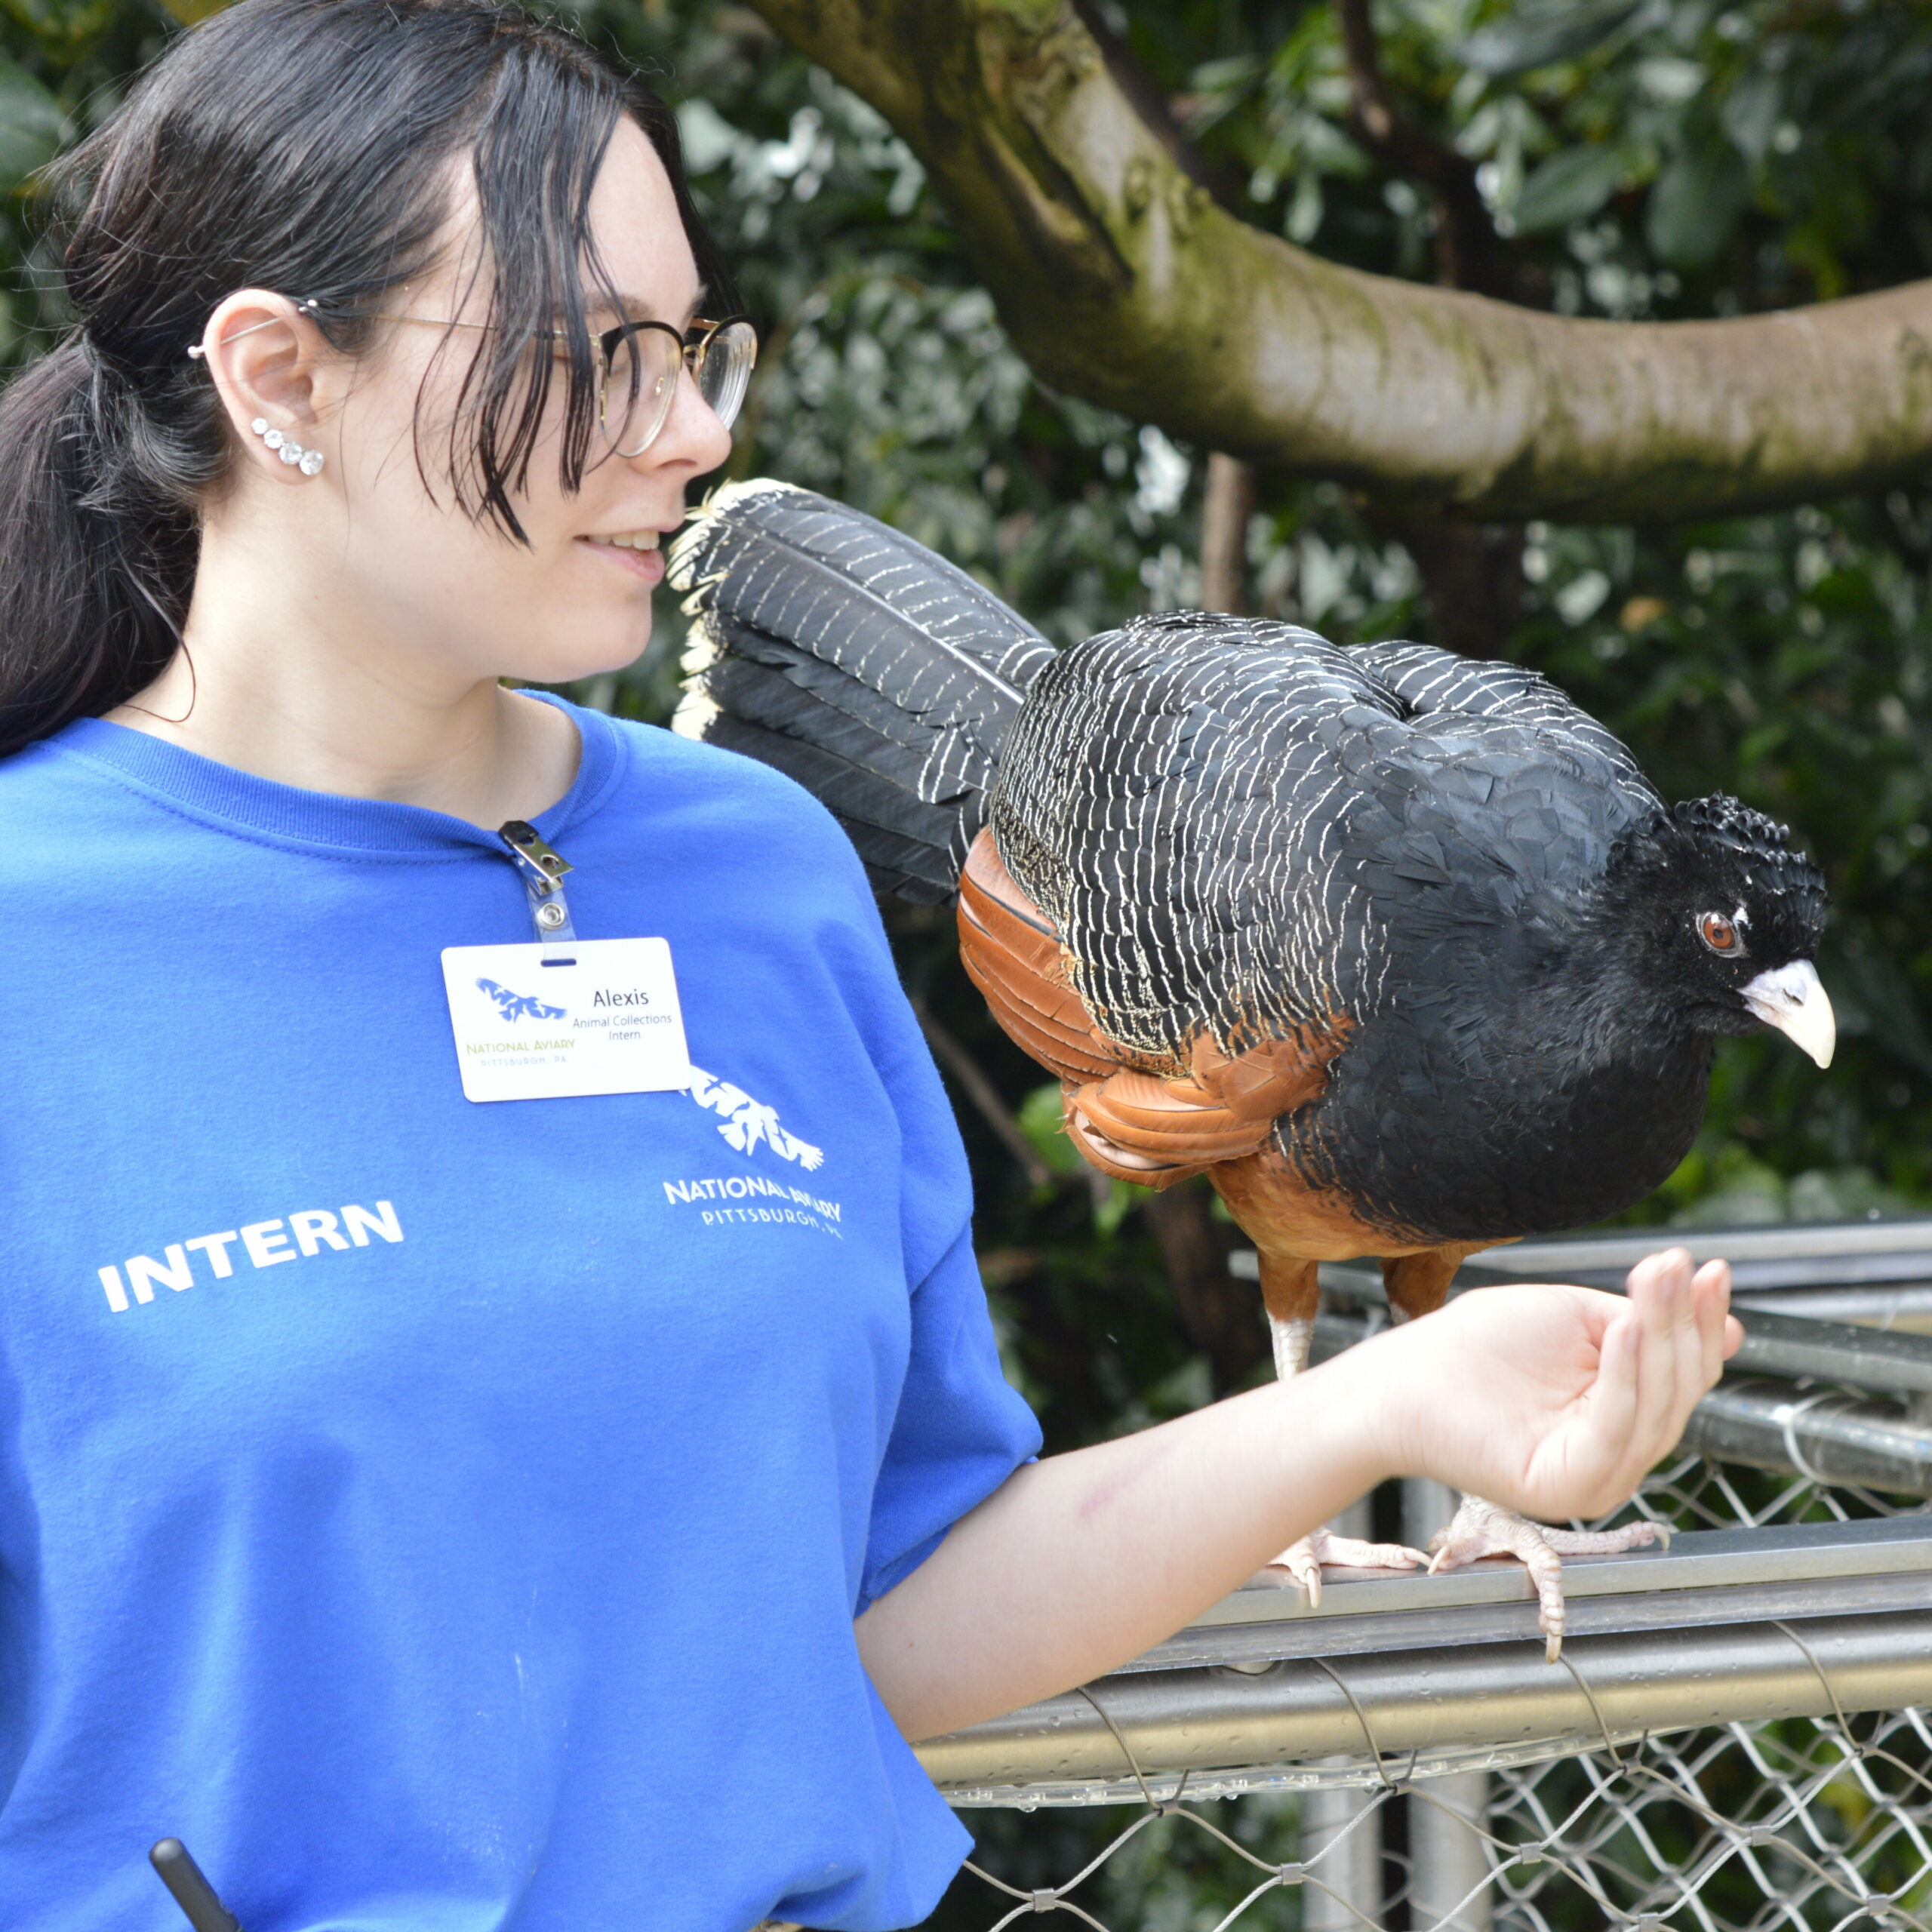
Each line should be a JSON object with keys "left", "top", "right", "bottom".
{"left": 958, "top": 826, "right": 1488, "bottom": 1304}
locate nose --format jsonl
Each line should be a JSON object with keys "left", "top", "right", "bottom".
{"left": 641, "top": 363, "right": 734, "bottom": 479}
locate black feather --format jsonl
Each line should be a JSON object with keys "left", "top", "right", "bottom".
{"left": 696, "top": 715, "right": 961, "bottom": 897}
{"left": 669, "top": 481, "right": 1055, "bottom": 890}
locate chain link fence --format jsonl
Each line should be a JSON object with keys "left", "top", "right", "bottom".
{"left": 930, "top": 1235, "right": 1932, "bottom": 1932}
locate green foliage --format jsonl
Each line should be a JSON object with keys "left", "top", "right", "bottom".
{"left": 1158, "top": 0, "right": 1932, "bottom": 312}
{"left": 0, "top": 57, "right": 63, "bottom": 192}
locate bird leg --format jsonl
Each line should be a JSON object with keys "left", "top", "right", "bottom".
{"left": 1426, "top": 1494, "right": 1668, "bottom": 1663}
{"left": 1257, "top": 1254, "right": 1426, "bottom": 1602}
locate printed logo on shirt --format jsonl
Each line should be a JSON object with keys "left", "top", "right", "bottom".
{"left": 662, "top": 1173, "right": 843, "bottom": 1238}
{"left": 95, "top": 1200, "right": 403, "bottom": 1313}
{"left": 685, "top": 1066, "right": 823, "bottom": 1170}
{"left": 478, "top": 977, "right": 567, "bottom": 1023}
{"left": 665, "top": 1068, "right": 841, "bottom": 1235}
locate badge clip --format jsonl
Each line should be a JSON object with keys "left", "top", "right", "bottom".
{"left": 497, "top": 820, "right": 577, "bottom": 943}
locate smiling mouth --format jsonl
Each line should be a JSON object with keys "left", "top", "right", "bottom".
{"left": 580, "top": 529, "right": 668, "bottom": 581}
{"left": 588, "top": 530, "right": 661, "bottom": 552}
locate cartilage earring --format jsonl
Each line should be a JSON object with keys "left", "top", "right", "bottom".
{"left": 249, "top": 417, "right": 325, "bottom": 478}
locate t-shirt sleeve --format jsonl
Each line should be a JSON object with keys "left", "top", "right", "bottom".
{"left": 839, "top": 861, "right": 1043, "bottom": 1616}
{"left": 857, "top": 1223, "right": 1043, "bottom": 1614}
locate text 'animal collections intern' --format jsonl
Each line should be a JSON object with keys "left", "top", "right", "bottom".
{"left": 669, "top": 480, "right": 1833, "bottom": 1660}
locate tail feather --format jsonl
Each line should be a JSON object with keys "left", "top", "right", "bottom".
{"left": 694, "top": 617, "right": 956, "bottom": 775}
{"left": 697, "top": 715, "right": 963, "bottom": 903}
{"left": 669, "top": 479, "right": 1054, "bottom": 896}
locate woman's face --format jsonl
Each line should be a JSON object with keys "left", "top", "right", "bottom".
{"left": 318, "top": 117, "right": 732, "bottom": 691}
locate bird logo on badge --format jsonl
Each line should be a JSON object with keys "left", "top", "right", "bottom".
{"left": 477, "top": 977, "right": 567, "bottom": 1023}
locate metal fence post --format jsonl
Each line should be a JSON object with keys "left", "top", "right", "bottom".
{"left": 1404, "top": 1479, "right": 1493, "bottom": 1932}
{"left": 1301, "top": 1496, "right": 1385, "bottom": 1931}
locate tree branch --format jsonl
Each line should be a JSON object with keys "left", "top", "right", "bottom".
{"left": 1332, "top": 0, "right": 1510, "bottom": 299}
{"left": 1200, "top": 451, "right": 1254, "bottom": 613}
{"left": 1066, "top": 0, "right": 1244, "bottom": 210}
{"left": 745, "top": 0, "right": 1932, "bottom": 524}
{"left": 912, "top": 995, "right": 1056, "bottom": 1189}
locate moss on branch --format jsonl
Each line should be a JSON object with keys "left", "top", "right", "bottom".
{"left": 745, "top": 0, "right": 1932, "bottom": 524}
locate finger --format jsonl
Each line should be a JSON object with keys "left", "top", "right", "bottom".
{"left": 1625, "top": 1252, "right": 1691, "bottom": 1478}
{"left": 1615, "top": 1247, "right": 1669, "bottom": 1434}
{"left": 1652, "top": 1258, "right": 1719, "bottom": 1472}
{"left": 1691, "top": 1260, "right": 1732, "bottom": 1389}
{"left": 1623, "top": 1247, "right": 1681, "bottom": 1300}
{"left": 1722, "top": 1312, "right": 1744, "bottom": 1358}
{"left": 1671, "top": 1260, "right": 1712, "bottom": 1438}
{"left": 1578, "top": 1300, "right": 1642, "bottom": 1495}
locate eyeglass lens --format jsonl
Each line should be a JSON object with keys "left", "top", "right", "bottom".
{"left": 603, "top": 319, "right": 757, "bottom": 458}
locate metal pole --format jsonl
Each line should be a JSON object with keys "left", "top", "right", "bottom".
{"left": 1402, "top": 1478, "right": 1493, "bottom": 1932}
{"left": 923, "top": 1612, "right": 1932, "bottom": 1798}
{"left": 1302, "top": 1496, "right": 1383, "bottom": 1931}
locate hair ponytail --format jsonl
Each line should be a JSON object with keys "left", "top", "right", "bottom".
{"left": 0, "top": 337, "right": 202, "bottom": 759}
{"left": 0, "top": 0, "right": 729, "bottom": 761}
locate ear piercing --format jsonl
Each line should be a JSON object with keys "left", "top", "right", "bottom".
{"left": 248, "top": 417, "right": 324, "bottom": 477}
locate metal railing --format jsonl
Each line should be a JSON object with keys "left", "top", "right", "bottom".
{"left": 931, "top": 1220, "right": 1932, "bottom": 1930}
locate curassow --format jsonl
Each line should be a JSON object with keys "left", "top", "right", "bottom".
{"left": 668, "top": 480, "right": 1833, "bottom": 1659}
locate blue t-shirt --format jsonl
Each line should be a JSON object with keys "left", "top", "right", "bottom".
{"left": 0, "top": 698, "right": 1040, "bottom": 1932}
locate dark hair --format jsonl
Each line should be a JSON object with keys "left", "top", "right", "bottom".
{"left": 0, "top": 0, "right": 730, "bottom": 758}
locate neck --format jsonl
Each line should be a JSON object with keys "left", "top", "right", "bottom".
{"left": 107, "top": 512, "right": 580, "bottom": 829}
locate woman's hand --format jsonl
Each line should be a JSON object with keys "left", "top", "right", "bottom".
{"left": 1329, "top": 1251, "right": 1739, "bottom": 1522}
{"left": 1341, "top": 1247, "right": 1740, "bottom": 1523}
{"left": 858, "top": 1247, "right": 1740, "bottom": 1743}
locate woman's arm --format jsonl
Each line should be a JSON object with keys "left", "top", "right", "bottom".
{"left": 857, "top": 1248, "right": 1736, "bottom": 1741}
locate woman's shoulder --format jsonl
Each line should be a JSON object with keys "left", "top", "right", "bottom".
{"left": 587, "top": 706, "right": 872, "bottom": 886}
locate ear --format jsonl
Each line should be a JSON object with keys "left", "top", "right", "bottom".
{"left": 196, "top": 291, "right": 346, "bottom": 485}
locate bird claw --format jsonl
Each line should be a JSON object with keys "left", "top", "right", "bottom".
{"left": 1267, "top": 1528, "right": 1429, "bottom": 1605}
{"left": 1426, "top": 1496, "right": 1663, "bottom": 1662}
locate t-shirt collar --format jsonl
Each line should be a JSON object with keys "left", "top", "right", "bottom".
{"left": 44, "top": 693, "right": 621, "bottom": 860}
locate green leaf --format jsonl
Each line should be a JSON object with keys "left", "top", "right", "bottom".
{"left": 1017, "top": 1081, "right": 1084, "bottom": 1176}
{"left": 1512, "top": 145, "right": 1628, "bottom": 233}
{"left": 1094, "top": 1178, "right": 1152, "bottom": 1238}
{"left": 1719, "top": 68, "right": 1783, "bottom": 167}
{"left": 0, "top": 0, "right": 119, "bottom": 54}
{"left": 1457, "top": 0, "right": 1644, "bottom": 78}
{"left": 1644, "top": 141, "right": 1750, "bottom": 268}
{"left": 0, "top": 57, "right": 63, "bottom": 193}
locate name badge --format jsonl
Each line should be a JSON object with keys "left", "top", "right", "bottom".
{"left": 441, "top": 938, "right": 691, "bottom": 1103}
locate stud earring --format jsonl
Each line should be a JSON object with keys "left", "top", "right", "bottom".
{"left": 248, "top": 416, "right": 325, "bottom": 478}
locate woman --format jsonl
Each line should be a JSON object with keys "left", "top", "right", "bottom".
{"left": 0, "top": 1, "right": 1736, "bottom": 1926}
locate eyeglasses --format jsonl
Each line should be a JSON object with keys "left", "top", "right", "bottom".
{"left": 374, "top": 311, "right": 758, "bottom": 458}
{"left": 192, "top": 300, "right": 758, "bottom": 459}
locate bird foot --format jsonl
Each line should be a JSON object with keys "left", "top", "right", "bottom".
{"left": 1426, "top": 1495, "right": 1668, "bottom": 1662}
{"left": 1266, "top": 1527, "right": 1428, "bottom": 1607}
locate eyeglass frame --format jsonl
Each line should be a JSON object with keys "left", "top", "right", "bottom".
{"left": 189, "top": 298, "right": 757, "bottom": 458}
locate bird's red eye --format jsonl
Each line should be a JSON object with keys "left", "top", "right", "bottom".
{"left": 1698, "top": 912, "right": 1739, "bottom": 953}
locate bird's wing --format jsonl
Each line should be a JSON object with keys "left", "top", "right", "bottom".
{"left": 956, "top": 826, "right": 1351, "bottom": 1185}
{"left": 988, "top": 617, "right": 1662, "bottom": 1083}
{"left": 989, "top": 613, "right": 1396, "bottom": 1072}
{"left": 668, "top": 480, "right": 1056, "bottom": 900}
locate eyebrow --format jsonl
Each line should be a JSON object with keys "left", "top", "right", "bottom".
{"left": 585, "top": 286, "right": 709, "bottom": 328}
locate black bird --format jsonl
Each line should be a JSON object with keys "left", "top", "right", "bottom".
{"left": 669, "top": 480, "right": 1832, "bottom": 1656}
